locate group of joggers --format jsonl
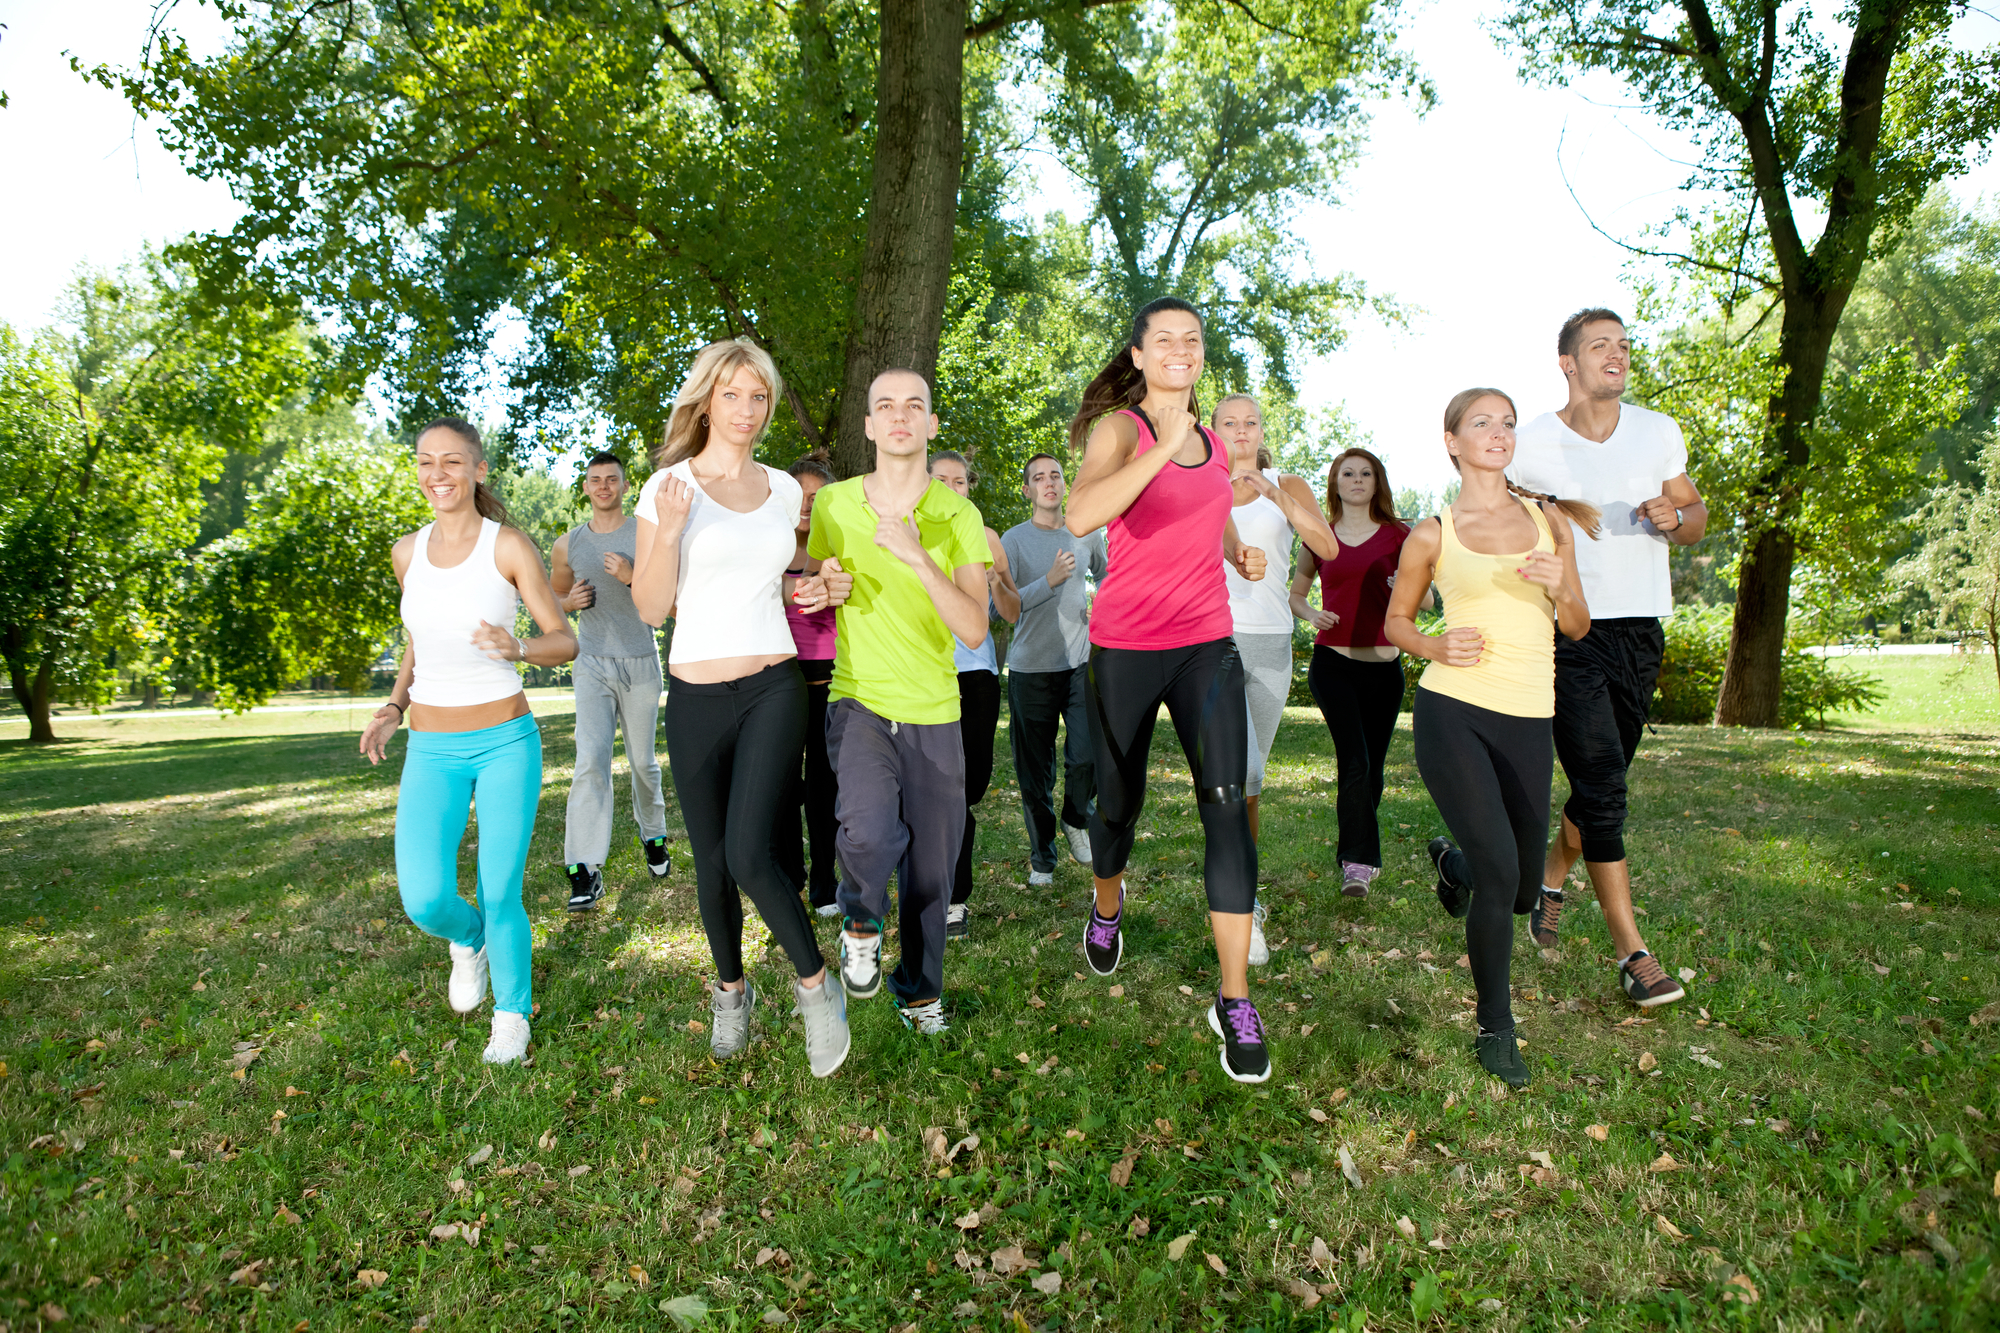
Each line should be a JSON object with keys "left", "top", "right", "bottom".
{"left": 357, "top": 300, "right": 1705, "bottom": 1089}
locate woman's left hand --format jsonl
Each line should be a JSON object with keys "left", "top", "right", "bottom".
{"left": 1234, "top": 546, "right": 1268, "bottom": 581}
{"left": 472, "top": 618, "right": 523, "bottom": 662}
{"left": 1517, "top": 551, "right": 1566, "bottom": 592}
{"left": 1230, "top": 468, "right": 1278, "bottom": 500}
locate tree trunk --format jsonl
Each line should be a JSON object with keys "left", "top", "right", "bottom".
{"left": 7, "top": 655, "right": 57, "bottom": 744}
{"left": 831, "top": 0, "right": 968, "bottom": 479}
{"left": 1714, "top": 524, "right": 1795, "bottom": 726}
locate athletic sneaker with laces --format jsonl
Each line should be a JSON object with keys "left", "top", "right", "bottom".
{"left": 945, "top": 903, "right": 969, "bottom": 939}
{"left": 1428, "top": 838, "right": 1469, "bottom": 919}
{"left": 1620, "top": 950, "right": 1686, "bottom": 1008}
{"left": 1474, "top": 1028, "right": 1530, "bottom": 1087}
{"left": 898, "top": 997, "right": 949, "bottom": 1035}
{"left": 565, "top": 862, "right": 604, "bottom": 912}
{"left": 1340, "top": 862, "right": 1377, "bottom": 898}
{"left": 1207, "top": 994, "right": 1272, "bottom": 1083}
{"left": 1246, "top": 899, "right": 1270, "bottom": 967}
{"left": 1064, "top": 822, "right": 1093, "bottom": 866}
{"left": 447, "top": 942, "right": 489, "bottom": 1013}
{"left": 482, "top": 1011, "right": 531, "bottom": 1065}
{"left": 794, "top": 976, "right": 850, "bottom": 1077}
{"left": 1084, "top": 889, "right": 1124, "bottom": 976}
{"left": 643, "top": 836, "right": 672, "bottom": 877}
{"left": 838, "top": 922, "right": 883, "bottom": 999}
{"left": 709, "top": 979, "right": 755, "bottom": 1059}
{"left": 1027, "top": 869, "right": 1054, "bottom": 888}
{"left": 1529, "top": 887, "right": 1565, "bottom": 948}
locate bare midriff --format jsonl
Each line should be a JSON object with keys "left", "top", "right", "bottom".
{"left": 1332, "top": 644, "right": 1400, "bottom": 663}
{"left": 670, "top": 652, "right": 795, "bottom": 686}
{"left": 409, "top": 692, "right": 532, "bottom": 733}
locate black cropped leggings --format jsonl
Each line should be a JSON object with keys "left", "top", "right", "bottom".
{"left": 664, "top": 661, "right": 825, "bottom": 984}
{"left": 1084, "top": 639, "right": 1257, "bottom": 915}
{"left": 1412, "top": 687, "right": 1551, "bottom": 1034}
{"left": 1306, "top": 646, "right": 1405, "bottom": 868}
{"left": 951, "top": 669, "right": 1002, "bottom": 906}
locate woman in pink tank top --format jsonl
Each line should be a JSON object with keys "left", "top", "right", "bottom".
{"left": 1063, "top": 296, "right": 1275, "bottom": 1085}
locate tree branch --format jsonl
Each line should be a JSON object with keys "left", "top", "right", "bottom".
{"left": 964, "top": 0, "right": 1137, "bottom": 41}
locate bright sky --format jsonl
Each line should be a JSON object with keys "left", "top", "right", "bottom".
{"left": 2, "top": 0, "right": 1994, "bottom": 495}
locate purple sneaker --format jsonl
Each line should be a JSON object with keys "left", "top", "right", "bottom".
{"left": 1207, "top": 994, "right": 1272, "bottom": 1084}
{"left": 1084, "top": 889, "right": 1123, "bottom": 976}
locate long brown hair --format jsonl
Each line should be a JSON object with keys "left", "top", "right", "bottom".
{"left": 417, "top": 417, "right": 512, "bottom": 526}
{"left": 1442, "top": 388, "right": 1602, "bottom": 539}
{"left": 1067, "top": 297, "right": 1203, "bottom": 453}
{"left": 1325, "top": 446, "right": 1404, "bottom": 531}
{"left": 658, "top": 338, "right": 783, "bottom": 469}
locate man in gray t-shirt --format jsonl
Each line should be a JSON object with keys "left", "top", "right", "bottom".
{"left": 1001, "top": 453, "right": 1108, "bottom": 884}
{"left": 551, "top": 452, "right": 671, "bottom": 909}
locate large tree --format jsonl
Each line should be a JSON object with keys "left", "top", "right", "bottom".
{"left": 1502, "top": 0, "right": 2000, "bottom": 725}
{"left": 103, "top": 0, "right": 1407, "bottom": 476}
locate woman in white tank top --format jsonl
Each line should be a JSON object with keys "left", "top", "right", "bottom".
{"left": 357, "top": 418, "right": 576, "bottom": 1066}
{"left": 1212, "top": 395, "right": 1337, "bottom": 966}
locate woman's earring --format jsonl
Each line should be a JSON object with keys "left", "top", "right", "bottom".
{"left": 699, "top": 413, "right": 710, "bottom": 427}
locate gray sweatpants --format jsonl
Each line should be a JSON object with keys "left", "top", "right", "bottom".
{"left": 564, "top": 652, "right": 669, "bottom": 866}
{"left": 1235, "top": 632, "right": 1292, "bottom": 797}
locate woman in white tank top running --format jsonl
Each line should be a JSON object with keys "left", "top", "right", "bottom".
{"left": 359, "top": 418, "right": 577, "bottom": 1065}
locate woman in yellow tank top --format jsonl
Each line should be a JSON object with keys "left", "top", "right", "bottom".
{"left": 1385, "top": 388, "right": 1598, "bottom": 1087}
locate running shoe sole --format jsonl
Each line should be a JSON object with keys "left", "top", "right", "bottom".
{"left": 1207, "top": 1004, "right": 1273, "bottom": 1085}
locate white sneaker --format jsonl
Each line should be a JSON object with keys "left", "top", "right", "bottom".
{"left": 898, "top": 997, "right": 949, "bottom": 1035}
{"left": 945, "top": 902, "right": 969, "bottom": 940}
{"left": 1247, "top": 899, "right": 1270, "bottom": 967}
{"left": 795, "top": 976, "right": 851, "bottom": 1077}
{"left": 447, "top": 942, "right": 489, "bottom": 1013}
{"left": 839, "top": 925, "right": 882, "bottom": 999}
{"left": 1028, "top": 869, "right": 1054, "bottom": 888}
{"left": 1063, "top": 822, "right": 1092, "bottom": 866}
{"left": 815, "top": 902, "right": 842, "bottom": 918}
{"left": 482, "top": 1011, "right": 531, "bottom": 1064}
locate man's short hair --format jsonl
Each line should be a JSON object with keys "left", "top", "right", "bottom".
{"left": 1022, "top": 452, "right": 1061, "bottom": 486}
{"left": 584, "top": 450, "right": 627, "bottom": 477}
{"left": 866, "top": 368, "right": 932, "bottom": 414}
{"left": 1557, "top": 308, "right": 1625, "bottom": 359}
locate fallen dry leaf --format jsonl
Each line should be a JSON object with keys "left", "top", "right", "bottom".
{"left": 1109, "top": 1149, "right": 1139, "bottom": 1188}
{"left": 1310, "top": 1236, "right": 1335, "bottom": 1273}
{"left": 1308, "top": 1108, "right": 1329, "bottom": 1124}
{"left": 1031, "top": 1270, "right": 1062, "bottom": 1296}
{"left": 1166, "top": 1233, "right": 1197, "bottom": 1261}
{"left": 466, "top": 1144, "right": 493, "bottom": 1166}
{"left": 1395, "top": 1216, "right": 1417, "bottom": 1240}
{"left": 1283, "top": 1276, "right": 1322, "bottom": 1308}
{"left": 1586, "top": 1124, "right": 1609, "bottom": 1142}
{"left": 1108, "top": 984, "right": 1125, "bottom": 998}
{"left": 990, "top": 1246, "right": 1032, "bottom": 1276}
{"left": 1967, "top": 1000, "right": 2000, "bottom": 1027}
{"left": 274, "top": 1205, "right": 302, "bottom": 1226}
{"left": 954, "top": 1210, "right": 982, "bottom": 1231}
{"left": 430, "top": 1224, "right": 461, "bottom": 1241}
{"left": 1178, "top": 985, "right": 1194, "bottom": 996}
{"left": 1206, "top": 1252, "right": 1229, "bottom": 1277}
{"left": 40, "top": 1303, "right": 68, "bottom": 1324}
{"left": 1722, "top": 1273, "right": 1759, "bottom": 1303}
{"left": 1527, "top": 1150, "right": 1555, "bottom": 1170}
{"left": 1649, "top": 1153, "right": 1684, "bottom": 1173}
{"left": 355, "top": 1269, "right": 389, "bottom": 1290}
{"left": 1654, "top": 1214, "right": 1686, "bottom": 1240}
{"left": 1338, "top": 1144, "right": 1363, "bottom": 1189}
{"left": 1638, "top": 1051, "right": 1658, "bottom": 1072}
{"left": 1330, "top": 1088, "right": 1349, "bottom": 1106}
{"left": 1128, "top": 1215, "right": 1151, "bottom": 1238}
{"left": 1873, "top": 963, "right": 1891, "bottom": 976}
{"left": 567, "top": 1164, "right": 592, "bottom": 1179}
{"left": 629, "top": 1265, "right": 651, "bottom": 1289}
{"left": 230, "top": 1259, "right": 267, "bottom": 1286}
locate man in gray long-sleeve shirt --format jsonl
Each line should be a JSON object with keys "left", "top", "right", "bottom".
{"left": 1001, "top": 453, "right": 1108, "bottom": 884}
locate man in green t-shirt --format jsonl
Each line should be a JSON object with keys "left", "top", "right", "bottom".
{"left": 807, "top": 369, "right": 992, "bottom": 1034}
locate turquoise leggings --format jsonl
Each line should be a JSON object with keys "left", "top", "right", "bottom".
{"left": 394, "top": 713, "right": 542, "bottom": 1014}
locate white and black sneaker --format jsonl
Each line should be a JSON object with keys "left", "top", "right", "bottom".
{"left": 1208, "top": 994, "right": 1272, "bottom": 1084}
{"left": 642, "top": 837, "right": 672, "bottom": 878}
{"left": 565, "top": 863, "right": 604, "bottom": 912}
{"left": 1063, "top": 822, "right": 1093, "bottom": 866}
{"left": 839, "top": 920, "right": 883, "bottom": 999}
{"left": 945, "top": 903, "right": 969, "bottom": 940}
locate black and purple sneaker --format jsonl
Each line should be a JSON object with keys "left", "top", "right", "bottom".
{"left": 1084, "top": 889, "right": 1124, "bottom": 976}
{"left": 1207, "top": 994, "right": 1272, "bottom": 1084}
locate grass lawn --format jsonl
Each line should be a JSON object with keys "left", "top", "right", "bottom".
{"left": 2, "top": 677, "right": 1997, "bottom": 1331}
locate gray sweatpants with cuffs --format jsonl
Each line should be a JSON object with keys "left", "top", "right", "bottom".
{"left": 564, "top": 652, "right": 669, "bottom": 866}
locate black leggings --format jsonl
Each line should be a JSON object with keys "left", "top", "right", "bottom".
{"left": 952, "top": 669, "right": 1002, "bottom": 906}
{"left": 1084, "top": 639, "right": 1257, "bottom": 914}
{"left": 1306, "top": 646, "right": 1405, "bottom": 867}
{"left": 664, "top": 660, "right": 825, "bottom": 983}
{"left": 1412, "top": 687, "right": 1551, "bottom": 1034}
{"left": 778, "top": 658, "right": 839, "bottom": 907}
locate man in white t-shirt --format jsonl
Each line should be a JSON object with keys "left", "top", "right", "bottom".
{"left": 1509, "top": 308, "right": 1707, "bottom": 1009}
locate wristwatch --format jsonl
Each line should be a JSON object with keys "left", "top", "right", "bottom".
{"left": 1671, "top": 507, "right": 1685, "bottom": 532}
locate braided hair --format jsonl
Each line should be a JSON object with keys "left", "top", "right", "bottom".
{"left": 1441, "top": 388, "right": 1601, "bottom": 539}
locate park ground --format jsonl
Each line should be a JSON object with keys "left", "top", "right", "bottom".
{"left": 1, "top": 653, "right": 1996, "bottom": 1330}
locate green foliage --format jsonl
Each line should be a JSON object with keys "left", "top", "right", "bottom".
{"left": 1895, "top": 432, "right": 2000, "bottom": 690}
{"left": 1655, "top": 606, "right": 1885, "bottom": 729}
{"left": 180, "top": 433, "right": 431, "bottom": 712}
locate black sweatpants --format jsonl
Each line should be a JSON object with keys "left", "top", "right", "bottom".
{"left": 1306, "top": 646, "right": 1405, "bottom": 868}
{"left": 827, "top": 698, "right": 964, "bottom": 1004}
{"left": 1084, "top": 639, "right": 1257, "bottom": 915}
{"left": 1009, "top": 666, "right": 1096, "bottom": 873}
{"left": 776, "top": 658, "right": 839, "bottom": 907}
{"left": 1552, "top": 617, "right": 1665, "bottom": 864}
{"left": 951, "top": 669, "right": 1002, "bottom": 906}
{"left": 664, "top": 660, "right": 825, "bottom": 984}
{"left": 1412, "top": 687, "right": 1552, "bottom": 1034}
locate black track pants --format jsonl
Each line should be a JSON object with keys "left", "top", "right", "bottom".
{"left": 1412, "top": 687, "right": 1552, "bottom": 1034}
{"left": 1552, "top": 617, "right": 1665, "bottom": 864}
{"left": 1306, "top": 646, "right": 1405, "bottom": 867}
{"left": 1008, "top": 666, "right": 1096, "bottom": 873}
{"left": 1084, "top": 639, "right": 1257, "bottom": 915}
{"left": 665, "top": 661, "right": 825, "bottom": 983}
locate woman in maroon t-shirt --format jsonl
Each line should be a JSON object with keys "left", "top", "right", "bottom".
{"left": 1290, "top": 447, "right": 1427, "bottom": 898}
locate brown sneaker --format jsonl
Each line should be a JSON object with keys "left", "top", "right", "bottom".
{"left": 1529, "top": 887, "right": 1565, "bottom": 948}
{"left": 1620, "top": 951, "right": 1685, "bottom": 1008}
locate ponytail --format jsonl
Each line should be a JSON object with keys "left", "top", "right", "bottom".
{"left": 1067, "top": 297, "right": 1204, "bottom": 453}
{"left": 417, "top": 416, "right": 515, "bottom": 527}
{"left": 1441, "top": 388, "right": 1601, "bottom": 540}
{"left": 788, "top": 447, "right": 835, "bottom": 485}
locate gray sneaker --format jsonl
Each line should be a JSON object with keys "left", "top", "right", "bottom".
{"left": 1064, "top": 822, "right": 1092, "bottom": 866}
{"left": 709, "top": 980, "right": 755, "bottom": 1060}
{"left": 794, "top": 976, "right": 851, "bottom": 1077}
{"left": 1247, "top": 899, "right": 1270, "bottom": 966}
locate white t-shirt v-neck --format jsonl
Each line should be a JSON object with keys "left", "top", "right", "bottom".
{"left": 1510, "top": 403, "right": 1688, "bottom": 619}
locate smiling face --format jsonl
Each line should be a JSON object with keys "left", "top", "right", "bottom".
{"left": 863, "top": 370, "right": 938, "bottom": 460}
{"left": 1022, "top": 455, "right": 1065, "bottom": 512}
{"left": 1212, "top": 397, "right": 1263, "bottom": 469}
{"left": 795, "top": 472, "right": 825, "bottom": 536}
{"left": 582, "top": 462, "right": 627, "bottom": 513}
{"left": 1129, "top": 310, "right": 1205, "bottom": 398}
{"left": 1562, "top": 319, "right": 1630, "bottom": 402}
{"left": 1445, "top": 395, "right": 1517, "bottom": 475}
{"left": 928, "top": 456, "right": 971, "bottom": 497}
{"left": 1334, "top": 455, "right": 1377, "bottom": 510}
{"left": 414, "top": 426, "right": 487, "bottom": 517}
{"left": 706, "top": 364, "right": 773, "bottom": 448}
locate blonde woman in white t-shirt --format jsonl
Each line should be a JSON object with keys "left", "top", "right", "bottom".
{"left": 1212, "top": 394, "right": 1337, "bottom": 965}
{"left": 630, "top": 338, "right": 855, "bottom": 1077}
